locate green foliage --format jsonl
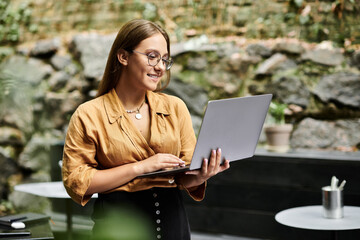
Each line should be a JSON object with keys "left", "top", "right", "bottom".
{"left": 293, "top": 0, "right": 304, "bottom": 8}
{"left": 142, "top": 3, "right": 157, "bottom": 21}
{"left": 0, "top": 200, "right": 15, "bottom": 215}
{"left": 0, "top": 0, "right": 37, "bottom": 44}
{"left": 268, "top": 101, "right": 287, "bottom": 125}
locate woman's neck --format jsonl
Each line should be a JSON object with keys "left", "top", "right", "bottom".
{"left": 115, "top": 83, "right": 146, "bottom": 111}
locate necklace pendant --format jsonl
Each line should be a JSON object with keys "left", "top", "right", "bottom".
{"left": 135, "top": 113, "right": 142, "bottom": 120}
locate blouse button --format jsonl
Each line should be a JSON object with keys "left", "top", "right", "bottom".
{"left": 157, "top": 227, "right": 161, "bottom": 232}
{"left": 157, "top": 235, "right": 161, "bottom": 239}
{"left": 156, "top": 210, "right": 160, "bottom": 215}
{"left": 153, "top": 193, "right": 157, "bottom": 198}
{"left": 168, "top": 179, "right": 175, "bottom": 184}
{"left": 155, "top": 202, "right": 159, "bottom": 207}
{"left": 156, "top": 219, "right": 161, "bottom": 224}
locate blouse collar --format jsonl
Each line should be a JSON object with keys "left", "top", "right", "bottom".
{"left": 104, "top": 88, "right": 170, "bottom": 124}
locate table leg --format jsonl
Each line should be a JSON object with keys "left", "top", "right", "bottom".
{"left": 66, "top": 199, "right": 73, "bottom": 240}
{"left": 332, "top": 230, "right": 339, "bottom": 240}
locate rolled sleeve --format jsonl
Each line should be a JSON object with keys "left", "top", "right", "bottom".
{"left": 180, "top": 181, "right": 207, "bottom": 201}
{"left": 62, "top": 108, "right": 98, "bottom": 206}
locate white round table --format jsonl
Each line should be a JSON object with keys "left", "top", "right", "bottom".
{"left": 275, "top": 205, "right": 360, "bottom": 239}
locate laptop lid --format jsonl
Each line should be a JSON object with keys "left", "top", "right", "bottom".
{"left": 138, "top": 94, "right": 272, "bottom": 177}
{"left": 189, "top": 93, "right": 272, "bottom": 170}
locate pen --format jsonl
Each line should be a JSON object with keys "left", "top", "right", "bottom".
{"left": 339, "top": 180, "right": 346, "bottom": 190}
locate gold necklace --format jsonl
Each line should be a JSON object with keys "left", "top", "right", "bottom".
{"left": 126, "top": 100, "right": 146, "bottom": 120}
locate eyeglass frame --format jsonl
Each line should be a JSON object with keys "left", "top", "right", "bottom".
{"left": 132, "top": 50, "right": 174, "bottom": 70}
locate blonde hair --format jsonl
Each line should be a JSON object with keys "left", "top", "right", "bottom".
{"left": 96, "top": 19, "right": 171, "bottom": 97}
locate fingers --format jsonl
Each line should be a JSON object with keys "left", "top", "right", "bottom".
{"left": 208, "top": 149, "right": 216, "bottom": 172}
{"left": 142, "top": 154, "right": 186, "bottom": 173}
{"left": 186, "top": 148, "right": 230, "bottom": 176}
{"left": 161, "top": 154, "right": 186, "bottom": 167}
{"left": 219, "top": 159, "right": 230, "bottom": 172}
{"left": 207, "top": 148, "right": 221, "bottom": 174}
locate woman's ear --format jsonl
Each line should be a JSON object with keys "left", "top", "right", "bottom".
{"left": 117, "top": 49, "right": 129, "bottom": 66}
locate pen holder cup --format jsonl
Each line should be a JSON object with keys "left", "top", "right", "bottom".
{"left": 322, "top": 186, "right": 344, "bottom": 219}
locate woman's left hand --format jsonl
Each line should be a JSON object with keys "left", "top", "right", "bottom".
{"left": 185, "top": 148, "right": 230, "bottom": 185}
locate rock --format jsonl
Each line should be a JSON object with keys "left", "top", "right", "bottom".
{"left": 0, "top": 56, "right": 51, "bottom": 132}
{"left": 50, "top": 54, "right": 72, "bottom": 71}
{"left": 0, "top": 107, "right": 34, "bottom": 134}
{"left": 30, "top": 38, "right": 61, "bottom": 57}
{"left": 164, "top": 77, "right": 208, "bottom": 133}
{"left": 0, "top": 126, "right": 25, "bottom": 146}
{"left": 255, "top": 53, "right": 287, "bottom": 75}
{"left": 273, "top": 42, "right": 305, "bottom": 55}
{"left": 44, "top": 91, "right": 85, "bottom": 128}
{"left": 61, "top": 90, "right": 85, "bottom": 115}
{"left": 350, "top": 50, "right": 360, "bottom": 70}
{"left": 273, "top": 59, "right": 297, "bottom": 72}
{"left": 164, "top": 77, "right": 208, "bottom": 117}
{"left": 216, "top": 42, "right": 240, "bottom": 58}
{"left": 186, "top": 57, "right": 208, "bottom": 71}
{"left": 17, "top": 133, "right": 60, "bottom": 172}
{"left": 171, "top": 38, "right": 218, "bottom": 57}
{"left": 271, "top": 76, "right": 310, "bottom": 107}
{"left": 70, "top": 33, "right": 116, "bottom": 80}
{"left": 205, "top": 64, "right": 240, "bottom": 94}
{"left": 9, "top": 191, "right": 51, "bottom": 213}
{"left": 48, "top": 71, "right": 71, "bottom": 91}
{"left": 301, "top": 48, "right": 344, "bottom": 66}
{"left": 0, "top": 55, "right": 53, "bottom": 86}
{"left": 246, "top": 43, "right": 272, "bottom": 58}
{"left": 65, "top": 76, "right": 92, "bottom": 93}
{"left": 227, "top": 53, "right": 262, "bottom": 73}
{"left": 313, "top": 72, "right": 360, "bottom": 108}
{"left": 291, "top": 118, "right": 360, "bottom": 149}
{"left": 0, "top": 152, "right": 17, "bottom": 200}
{"left": 44, "top": 92, "right": 67, "bottom": 113}
{"left": 50, "top": 54, "right": 80, "bottom": 75}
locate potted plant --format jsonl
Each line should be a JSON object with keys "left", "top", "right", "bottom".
{"left": 264, "top": 101, "right": 293, "bottom": 152}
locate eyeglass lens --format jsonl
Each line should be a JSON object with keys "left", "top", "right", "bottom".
{"left": 148, "top": 52, "right": 173, "bottom": 70}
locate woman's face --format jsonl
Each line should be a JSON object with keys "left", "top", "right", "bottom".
{"left": 124, "top": 33, "right": 168, "bottom": 92}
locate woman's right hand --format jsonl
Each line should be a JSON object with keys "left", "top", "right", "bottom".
{"left": 135, "top": 153, "right": 185, "bottom": 175}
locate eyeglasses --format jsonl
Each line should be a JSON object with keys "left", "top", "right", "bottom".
{"left": 132, "top": 50, "right": 174, "bottom": 70}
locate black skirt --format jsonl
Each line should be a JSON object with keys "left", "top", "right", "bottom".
{"left": 91, "top": 187, "right": 191, "bottom": 240}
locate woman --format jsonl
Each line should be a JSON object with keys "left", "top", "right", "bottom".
{"left": 62, "top": 19, "right": 230, "bottom": 240}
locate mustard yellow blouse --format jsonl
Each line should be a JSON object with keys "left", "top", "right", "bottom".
{"left": 62, "top": 88, "right": 206, "bottom": 206}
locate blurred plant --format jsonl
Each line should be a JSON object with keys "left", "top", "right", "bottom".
{"left": 0, "top": 0, "right": 37, "bottom": 44}
{"left": 332, "top": 0, "right": 360, "bottom": 19}
{"left": 268, "top": 101, "right": 288, "bottom": 125}
{"left": 0, "top": 200, "right": 15, "bottom": 216}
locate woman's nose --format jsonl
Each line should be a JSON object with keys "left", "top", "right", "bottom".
{"left": 155, "top": 60, "right": 166, "bottom": 71}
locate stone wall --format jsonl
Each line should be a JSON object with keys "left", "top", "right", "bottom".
{"left": 1, "top": 0, "right": 360, "bottom": 215}
{"left": 1, "top": 32, "right": 360, "bottom": 214}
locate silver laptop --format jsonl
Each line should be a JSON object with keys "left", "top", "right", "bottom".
{"left": 138, "top": 94, "right": 272, "bottom": 178}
